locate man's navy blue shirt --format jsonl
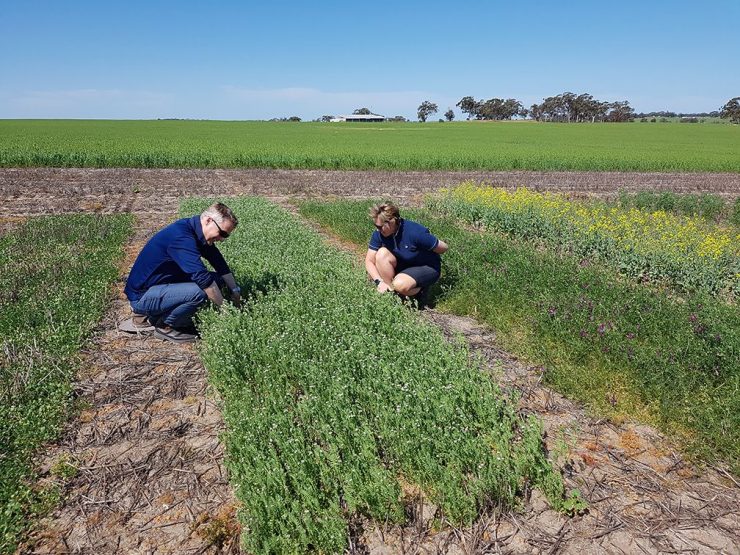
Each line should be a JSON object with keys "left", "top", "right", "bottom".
{"left": 369, "top": 218, "right": 441, "bottom": 271}
{"left": 124, "top": 215, "right": 231, "bottom": 302}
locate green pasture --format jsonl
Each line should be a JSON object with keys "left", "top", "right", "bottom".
{"left": 1, "top": 119, "right": 738, "bottom": 172}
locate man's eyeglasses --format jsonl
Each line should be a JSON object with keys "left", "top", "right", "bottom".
{"left": 212, "top": 219, "right": 230, "bottom": 239}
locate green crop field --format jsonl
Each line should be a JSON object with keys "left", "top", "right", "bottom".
{"left": 1, "top": 119, "right": 739, "bottom": 172}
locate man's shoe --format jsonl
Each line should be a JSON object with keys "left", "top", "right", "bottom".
{"left": 154, "top": 325, "right": 199, "bottom": 343}
{"left": 119, "top": 313, "right": 155, "bottom": 333}
{"left": 413, "top": 286, "right": 430, "bottom": 310}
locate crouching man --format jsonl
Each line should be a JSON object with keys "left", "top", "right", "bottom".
{"left": 365, "top": 202, "right": 448, "bottom": 308}
{"left": 119, "top": 202, "right": 241, "bottom": 343}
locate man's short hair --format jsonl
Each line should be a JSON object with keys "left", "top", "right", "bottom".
{"left": 369, "top": 203, "right": 400, "bottom": 223}
{"left": 202, "top": 203, "right": 238, "bottom": 227}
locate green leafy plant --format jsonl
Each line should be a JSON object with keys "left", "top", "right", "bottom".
{"left": 182, "top": 197, "right": 564, "bottom": 554}
{"left": 560, "top": 489, "right": 588, "bottom": 516}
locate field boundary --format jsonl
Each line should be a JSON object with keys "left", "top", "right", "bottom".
{"left": 0, "top": 168, "right": 739, "bottom": 222}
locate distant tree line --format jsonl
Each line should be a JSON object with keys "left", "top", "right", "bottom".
{"left": 633, "top": 110, "right": 720, "bottom": 119}
{"left": 307, "top": 96, "right": 739, "bottom": 124}
{"left": 447, "top": 92, "right": 636, "bottom": 122}
{"left": 456, "top": 96, "right": 525, "bottom": 120}
{"left": 720, "top": 98, "right": 740, "bottom": 123}
{"left": 529, "top": 93, "right": 635, "bottom": 122}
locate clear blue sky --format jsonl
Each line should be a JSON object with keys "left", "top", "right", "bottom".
{"left": 1, "top": 0, "right": 738, "bottom": 120}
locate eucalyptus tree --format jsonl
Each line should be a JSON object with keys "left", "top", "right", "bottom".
{"left": 720, "top": 97, "right": 740, "bottom": 123}
{"left": 417, "top": 100, "right": 439, "bottom": 122}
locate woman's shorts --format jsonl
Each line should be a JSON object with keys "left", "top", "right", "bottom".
{"left": 398, "top": 265, "right": 440, "bottom": 288}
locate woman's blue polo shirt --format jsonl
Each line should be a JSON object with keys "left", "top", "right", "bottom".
{"left": 369, "top": 218, "right": 441, "bottom": 271}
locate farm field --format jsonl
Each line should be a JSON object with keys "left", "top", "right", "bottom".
{"left": 1, "top": 169, "right": 739, "bottom": 554}
{"left": 1, "top": 120, "right": 740, "bottom": 172}
{"left": 186, "top": 197, "right": 565, "bottom": 553}
{"left": 298, "top": 196, "right": 740, "bottom": 472}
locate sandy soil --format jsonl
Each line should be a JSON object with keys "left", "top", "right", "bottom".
{"left": 2, "top": 168, "right": 738, "bottom": 554}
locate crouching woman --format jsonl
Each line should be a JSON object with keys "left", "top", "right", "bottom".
{"left": 365, "top": 202, "right": 448, "bottom": 308}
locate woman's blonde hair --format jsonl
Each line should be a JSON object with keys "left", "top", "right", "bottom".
{"left": 369, "top": 202, "right": 400, "bottom": 223}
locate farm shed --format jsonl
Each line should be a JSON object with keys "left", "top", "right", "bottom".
{"left": 330, "top": 114, "right": 386, "bottom": 122}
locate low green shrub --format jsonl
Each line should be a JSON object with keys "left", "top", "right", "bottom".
{"left": 732, "top": 197, "right": 740, "bottom": 227}
{"left": 183, "top": 198, "right": 564, "bottom": 554}
{"left": 617, "top": 190, "right": 729, "bottom": 223}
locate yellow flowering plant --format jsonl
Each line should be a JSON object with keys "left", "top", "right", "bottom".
{"left": 429, "top": 183, "right": 739, "bottom": 298}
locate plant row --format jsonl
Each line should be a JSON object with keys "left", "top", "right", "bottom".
{"left": 613, "top": 190, "right": 740, "bottom": 227}
{"left": 298, "top": 199, "right": 740, "bottom": 474}
{"left": 427, "top": 183, "right": 739, "bottom": 298}
{"left": 182, "top": 197, "right": 565, "bottom": 554}
{"left": 0, "top": 214, "right": 133, "bottom": 553}
{"left": 2, "top": 119, "right": 740, "bottom": 172}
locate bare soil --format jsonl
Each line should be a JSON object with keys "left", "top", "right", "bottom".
{"left": 2, "top": 168, "right": 738, "bottom": 555}
{"left": 0, "top": 168, "right": 738, "bottom": 222}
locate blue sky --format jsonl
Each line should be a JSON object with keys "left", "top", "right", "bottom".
{"left": 1, "top": 0, "right": 738, "bottom": 120}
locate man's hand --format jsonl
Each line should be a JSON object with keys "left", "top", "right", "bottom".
{"left": 230, "top": 290, "right": 242, "bottom": 308}
{"left": 204, "top": 281, "right": 225, "bottom": 307}
{"left": 376, "top": 281, "right": 392, "bottom": 293}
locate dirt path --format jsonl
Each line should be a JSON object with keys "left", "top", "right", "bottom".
{"left": 3, "top": 168, "right": 738, "bottom": 554}
{"left": 0, "top": 168, "right": 738, "bottom": 222}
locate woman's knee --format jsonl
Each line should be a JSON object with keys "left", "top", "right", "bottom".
{"left": 392, "top": 274, "right": 417, "bottom": 295}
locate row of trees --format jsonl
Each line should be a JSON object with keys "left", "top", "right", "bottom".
{"left": 720, "top": 98, "right": 740, "bottom": 123}
{"left": 451, "top": 93, "right": 636, "bottom": 122}
{"left": 634, "top": 110, "right": 720, "bottom": 118}
{"left": 530, "top": 93, "right": 635, "bottom": 122}
{"left": 300, "top": 96, "right": 739, "bottom": 124}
